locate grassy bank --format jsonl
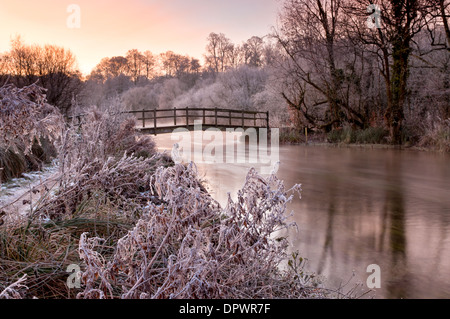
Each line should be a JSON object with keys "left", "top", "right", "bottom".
{"left": 279, "top": 125, "right": 450, "bottom": 152}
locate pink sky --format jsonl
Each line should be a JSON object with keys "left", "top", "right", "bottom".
{"left": 0, "top": 0, "right": 280, "bottom": 75}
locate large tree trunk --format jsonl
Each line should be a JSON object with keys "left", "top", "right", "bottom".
{"left": 385, "top": 36, "right": 410, "bottom": 145}
{"left": 383, "top": 0, "right": 416, "bottom": 145}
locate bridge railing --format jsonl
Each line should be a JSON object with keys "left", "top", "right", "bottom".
{"left": 125, "top": 107, "right": 269, "bottom": 130}
{"left": 68, "top": 107, "right": 270, "bottom": 131}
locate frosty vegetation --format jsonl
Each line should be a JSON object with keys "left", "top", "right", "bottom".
{"left": 76, "top": 164, "right": 318, "bottom": 299}
{"left": 0, "top": 85, "right": 362, "bottom": 299}
{"left": 0, "top": 0, "right": 448, "bottom": 299}
{"left": 0, "top": 83, "right": 61, "bottom": 184}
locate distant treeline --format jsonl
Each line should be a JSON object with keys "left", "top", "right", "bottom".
{"left": 1, "top": 0, "right": 448, "bottom": 149}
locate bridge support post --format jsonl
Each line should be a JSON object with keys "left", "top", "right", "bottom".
{"left": 153, "top": 109, "right": 157, "bottom": 135}
{"left": 215, "top": 108, "right": 218, "bottom": 126}
{"left": 174, "top": 107, "right": 177, "bottom": 126}
{"left": 186, "top": 107, "right": 189, "bottom": 129}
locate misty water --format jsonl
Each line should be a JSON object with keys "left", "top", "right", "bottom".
{"left": 154, "top": 132, "right": 450, "bottom": 299}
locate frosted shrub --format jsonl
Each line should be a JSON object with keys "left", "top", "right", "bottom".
{"left": 0, "top": 83, "right": 63, "bottom": 184}
{"left": 121, "top": 85, "right": 161, "bottom": 111}
{"left": 30, "top": 104, "right": 162, "bottom": 221}
{"left": 0, "top": 83, "right": 63, "bottom": 153}
{"left": 76, "top": 163, "right": 327, "bottom": 299}
{"left": 0, "top": 275, "right": 28, "bottom": 299}
{"left": 0, "top": 106, "right": 170, "bottom": 299}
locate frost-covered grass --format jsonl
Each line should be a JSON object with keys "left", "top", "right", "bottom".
{"left": 76, "top": 163, "right": 318, "bottom": 299}
{"left": 0, "top": 102, "right": 361, "bottom": 299}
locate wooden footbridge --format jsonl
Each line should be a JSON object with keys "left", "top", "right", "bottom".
{"left": 71, "top": 107, "right": 270, "bottom": 135}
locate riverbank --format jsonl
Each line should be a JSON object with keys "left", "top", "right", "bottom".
{"left": 278, "top": 127, "right": 450, "bottom": 153}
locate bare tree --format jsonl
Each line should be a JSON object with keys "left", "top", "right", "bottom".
{"left": 242, "top": 36, "right": 265, "bottom": 67}
{"left": 90, "top": 56, "right": 129, "bottom": 81}
{"left": 159, "top": 51, "right": 192, "bottom": 77}
{"left": 141, "top": 50, "right": 157, "bottom": 79}
{"left": 126, "top": 49, "right": 144, "bottom": 84}
{"left": 344, "top": 0, "right": 434, "bottom": 144}
{"left": 432, "top": 0, "right": 450, "bottom": 48}
{"left": 273, "top": 0, "right": 367, "bottom": 131}
{"left": 204, "top": 32, "right": 235, "bottom": 73}
{"left": 189, "top": 57, "right": 202, "bottom": 74}
{"left": 1, "top": 37, "right": 81, "bottom": 115}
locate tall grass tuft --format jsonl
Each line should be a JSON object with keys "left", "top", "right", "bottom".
{"left": 279, "top": 127, "right": 306, "bottom": 144}
{"left": 327, "top": 126, "right": 388, "bottom": 145}
{"left": 0, "top": 83, "right": 62, "bottom": 184}
{"left": 417, "top": 118, "right": 450, "bottom": 152}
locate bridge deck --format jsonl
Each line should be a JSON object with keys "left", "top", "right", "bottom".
{"left": 137, "top": 124, "right": 269, "bottom": 135}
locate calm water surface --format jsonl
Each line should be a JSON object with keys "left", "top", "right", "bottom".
{"left": 154, "top": 133, "right": 450, "bottom": 299}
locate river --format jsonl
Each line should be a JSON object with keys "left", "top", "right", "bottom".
{"left": 154, "top": 131, "right": 450, "bottom": 299}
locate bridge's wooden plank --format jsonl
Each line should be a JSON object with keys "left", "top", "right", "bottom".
{"left": 137, "top": 124, "right": 269, "bottom": 135}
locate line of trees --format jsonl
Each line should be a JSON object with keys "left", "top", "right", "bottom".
{"left": 82, "top": 0, "right": 448, "bottom": 146}
{"left": 87, "top": 33, "right": 276, "bottom": 84}
{"left": 89, "top": 50, "right": 202, "bottom": 83}
{"left": 273, "top": 0, "right": 449, "bottom": 144}
{"left": 0, "top": 36, "right": 82, "bottom": 115}
{"left": 1, "top": 0, "right": 448, "bottom": 147}
{"left": 203, "top": 33, "right": 277, "bottom": 72}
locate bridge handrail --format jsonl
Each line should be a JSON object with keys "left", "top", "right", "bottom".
{"left": 67, "top": 107, "right": 270, "bottom": 132}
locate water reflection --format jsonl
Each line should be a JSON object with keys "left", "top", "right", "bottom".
{"left": 153, "top": 133, "right": 450, "bottom": 298}
{"left": 382, "top": 152, "right": 409, "bottom": 298}
{"left": 316, "top": 186, "right": 336, "bottom": 275}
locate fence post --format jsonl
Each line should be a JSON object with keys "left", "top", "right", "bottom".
{"left": 266, "top": 111, "right": 269, "bottom": 130}
{"left": 142, "top": 110, "right": 145, "bottom": 128}
{"left": 254, "top": 113, "right": 256, "bottom": 127}
{"left": 174, "top": 107, "right": 177, "bottom": 126}
{"left": 229, "top": 110, "right": 232, "bottom": 126}
{"left": 186, "top": 107, "right": 189, "bottom": 129}
{"left": 203, "top": 109, "right": 206, "bottom": 125}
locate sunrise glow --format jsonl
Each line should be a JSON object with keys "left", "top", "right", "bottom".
{"left": 0, "top": 0, "right": 279, "bottom": 74}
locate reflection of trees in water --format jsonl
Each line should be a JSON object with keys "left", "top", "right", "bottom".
{"left": 421, "top": 192, "right": 450, "bottom": 297}
{"left": 380, "top": 152, "right": 410, "bottom": 299}
{"left": 317, "top": 196, "right": 335, "bottom": 274}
